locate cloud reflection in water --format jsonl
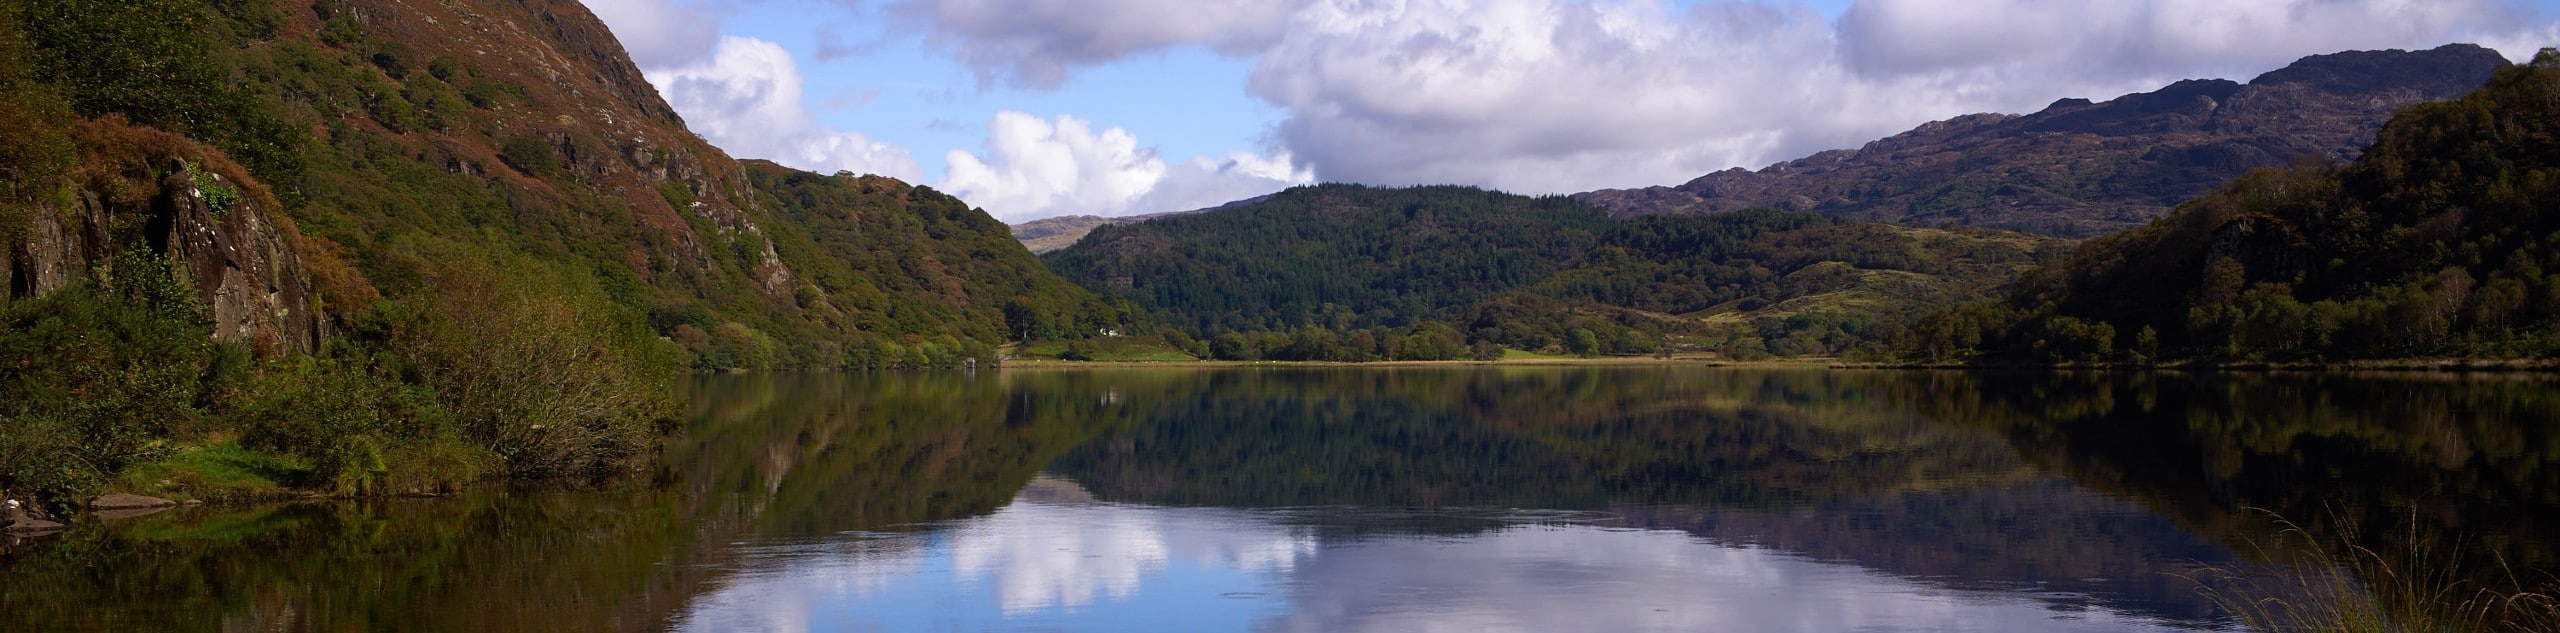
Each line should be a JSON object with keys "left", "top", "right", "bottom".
{"left": 675, "top": 477, "right": 2213, "bottom": 633}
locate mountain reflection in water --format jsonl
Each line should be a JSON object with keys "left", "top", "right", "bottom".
{"left": 4, "top": 367, "right": 2555, "bottom": 632}
{"left": 675, "top": 474, "right": 2213, "bottom": 633}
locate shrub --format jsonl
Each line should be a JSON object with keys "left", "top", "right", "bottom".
{"left": 236, "top": 353, "right": 468, "bottom": 493}
{"left": 0, "top": 250, "right": 215, "bottom": 509}
{"left": 354, "top": 263, "right": 679, "bottom": 479}
{"left": 499, "top": 134, "right": 559, "bottom": 174}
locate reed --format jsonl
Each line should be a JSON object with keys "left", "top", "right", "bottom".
{"left": 2189, "top": 508, "right": 2560, "bottom": 633}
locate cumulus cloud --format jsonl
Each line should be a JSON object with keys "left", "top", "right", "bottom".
{"left": 887, "top": 0, "right": 2560, "bottom": 195}
{"left": 1837, "top": 0, "right": 2538, "bottom": 79}
{"left": 1254, "top": 0, "right": 2560, "bottom": 193}
{"left": 643, "top": 37, "right": 925, "bottom": 180}
{"left": 940, "top": 112, "right": 1312, "bottom": 221}
{"left": 581, "top": 0, "right": 723, "bottom": 68}
{"left": 890, "top": 0, "right": 1310, "bottom": 89}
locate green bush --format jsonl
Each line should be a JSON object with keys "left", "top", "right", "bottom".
{"left": 0, "top": 250, "right": 216, "bottom": 510}
{"left": 351, "top": 263, "right": 678, "bottom": 479}
{"left": 500, "top": 134, "right": 559, "bottom": 174}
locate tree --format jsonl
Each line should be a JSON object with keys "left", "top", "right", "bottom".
{"left": 1566, "top": 328, "right": 1600, "bottom": 358}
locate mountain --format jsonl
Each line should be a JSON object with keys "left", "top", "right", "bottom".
{"left": 1043, "top": 184, "right": 2062, "bottom": 360}
{"left": 1908, "top": 49, "right": 2560, "bottom": 363}
{"left": 1012, "top": 215, "right": 1126, "bottom": 254}
{"left": 1578, "top": 44, "right": 2509, "bottom": 237}
{"left": 1007, "top": 195, "right": 1268, "bottom": 254}
{"left": 0, "top": 0, "right": 1123, "bottom": 505}
{"left": 1043, "top": 184, "right": 1611, "bottom": 335}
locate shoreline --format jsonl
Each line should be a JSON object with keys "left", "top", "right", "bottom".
{"left": 1000, "top": 356, "right": 2560, "bottom": 373}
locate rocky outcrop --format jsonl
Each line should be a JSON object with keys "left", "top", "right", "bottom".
{"left": 1577, "top": 44, "right": 2510, "bottom": 237}
{"left": 0, "top": 123, "right": 322, "bottom": 355}
{"left": 157, "top": 166, "right": 322, "bottom": 354}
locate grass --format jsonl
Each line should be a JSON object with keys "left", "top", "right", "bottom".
{"left": 2190, "top": 509, "right": 2560, "bottom": 633}
{"left": 113, "top": 441, "right": 308, "bottom": 502}
{"left": 1014, "top": 336, "right": 1198, "bottom": 362}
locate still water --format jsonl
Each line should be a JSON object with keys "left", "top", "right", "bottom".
{"left": 5, "top": 368, "right": 2557, "bottom": 632}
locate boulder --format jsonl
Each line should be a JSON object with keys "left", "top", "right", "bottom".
{"left": 4, "top": 500, "right": 64, "bottom": 533}
{"left": 93, "top": 506, "right": 172, "bottom": 521}
{"left": 89, "top": 493, "right": 177, "bottom": 510}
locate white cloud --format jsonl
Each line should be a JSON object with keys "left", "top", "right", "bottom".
{"left": 890, "top": 0, "right": 1311, "bottom": 89}
{"left": 1836, "top": 0, "right": 2538, "bottom": 79}
{"left": 581, "top": 0, "right": 723, "bottom": 68}
{"left": 643, "top": 37, "right": 926, "bottom": 181}
{"left": 940, "top": 112, "right": 1311, "bottom": 221}
{"left": 886, "top": 0, "right": 2560, "bottom": 196}
{"left": 1251, "top": 0, "right": 2560, "bottom": 194}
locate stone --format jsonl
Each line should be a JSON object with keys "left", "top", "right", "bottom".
{"left": 4, "top": 500, "right": 64, "bottom": 533}
{"left": 93, "top": 506, "right": 171, "bottom": 521}
{"left": 89, "top": 493, "right": 177, "bottom": 510}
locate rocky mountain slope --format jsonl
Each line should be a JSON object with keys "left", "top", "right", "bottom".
{"left": 1910, "top": 49, "right": 2560, "bottom": 363}
{"left": 0, "top": 0, "right": 1125, "bottom": 506}
{"left": 1577, "top": 44, "right": 2509, "bottom": 236}
{"left": 0, "top": 0, "right": 1120, "bottom": 370}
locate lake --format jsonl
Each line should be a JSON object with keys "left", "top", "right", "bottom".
{"left": 5, "top": 367, "right": 2557, "bottom": 631}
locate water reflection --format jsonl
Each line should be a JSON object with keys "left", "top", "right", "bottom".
{"left": 675, "top": 477, "right": 2211, "bottom": 633}
{"left": 4, "top": 368, "right": 2556, "bottom": 631}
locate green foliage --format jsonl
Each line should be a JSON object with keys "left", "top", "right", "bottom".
{"left": 0, "top": 0, "right": 1132, "bottom": 509}
{"left": 1045, "top": 184, "right": 1611, "bottom": 334}
{"left": 184, "top": 159, "right": 241, "bottom": 214}
{"left": 498, "top": 134, "right": 559, "bottom": 174}
{"left": 1929, "top": 51, "right": 2560, "bottom": 363}
{"left": 1565, "top": 328, "right": 1601, "bottom": 357}
{"left": 1056, "top": 340, "right": 1097, "bottom": 361}
{"left": 15, "top": 0, "right": 304, "bottom": 192}
{"left": 744, "top": 165, "right": 1130, "bottom": 363}
{"left": 0, "top": 250, "right": 213, "bottom": 508}
{"left": 345, "top": 260, "right": 679, "bottom": 479}
{"left": 0, "top": 5, "right": 71, "bottom": 232}
{"left": 1047, "top": 184, "right": 2057, "bottom": 362}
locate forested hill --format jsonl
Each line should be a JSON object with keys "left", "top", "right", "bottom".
{"left": 0, "top": 0, "right": 1123, "bottom": 370}
{"left": 1578, "top": 44, "right": 2508, "bottom": 237}
{"left": 1041, "top": 184, "right": 1610, "bottom": 334}
{"left": 1912, "top": 50, "right": 2560, "bottom": 363}
{"left": 1042, "top": 185, "right": 2062, "bottom": 360}
{"left": 0, "top": 0, "right": 1122, "bottom": 505}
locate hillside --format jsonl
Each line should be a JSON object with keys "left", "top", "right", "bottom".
{"left": 1579, "top": 44, "right": 2508, "bottom": 237}
{"left": 0, "top": 0, "right": 1121, "bottom": 506}
{"left": 1042, "top": 184, "right": 1612, "bottom": 335}
{"left": 1044, "top": 185, "right": 2061, "bottom": 360}
{"left": 1012, "top": 215, "right": 1123, "bottom": 254}
{"left": 1910, "top": 50, "right": 2560, "bottom": 363}
{"left": 1469, "top": 211, "right": 2063, "bottom": 358}
{"left": 1007, "top": 196, "right": 1258, "bottom": 254}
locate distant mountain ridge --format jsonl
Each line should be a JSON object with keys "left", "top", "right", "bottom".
{"left": 1009, "top": 195, "right": 1269, "bottom": 253}
{"left": 1577, "top": 44, "right": 2510, "bottom": 236}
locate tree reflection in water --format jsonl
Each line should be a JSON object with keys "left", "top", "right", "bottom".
{"left": 2, "top": 368, "right": 2552, "bottom": 631}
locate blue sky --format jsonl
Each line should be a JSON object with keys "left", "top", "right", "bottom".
{"left": 589, "top": 0, "right": 2560, "bottom": 222}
